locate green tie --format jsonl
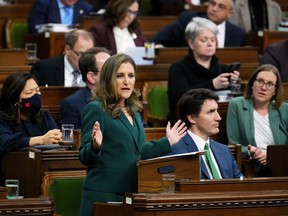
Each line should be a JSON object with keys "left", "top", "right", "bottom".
{"left": 204, "top": 142, "right": 220, "bottom": 179}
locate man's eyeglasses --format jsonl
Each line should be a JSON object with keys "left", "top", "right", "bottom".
{"left": 254, "top": 78, "right": 276, "bottom": 90}
{"left": 71, "top": 48, "right": 84, "bottom": 57}
{"left": 126, "top": 9, "right": 138, "bottom": 16}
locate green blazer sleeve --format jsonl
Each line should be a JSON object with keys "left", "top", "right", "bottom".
{"left": 227, "top": 97, "right": 288, "bottom": 159}
{"left": 79, "top": 100, "right": 171, "bottom": 193}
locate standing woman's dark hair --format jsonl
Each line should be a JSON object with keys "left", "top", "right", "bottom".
{"left": 102, "top": 0, "right": 141, "bottom": 32}
{"left": 0, "top": 72, "right": 42, "bottom": 128}
{"left": 94, "top": 53, "right": 143, "bottom": 118}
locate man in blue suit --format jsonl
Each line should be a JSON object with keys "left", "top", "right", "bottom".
{"left": 59, "top": 47, "right": 111, "bottom": 129}
{"left": 28, "top": 0, "right": 93, "bottom": 33}
{"left": 151, "top": 0, "right": 246, "bottom": 47}
{"left": 169, "top": 88, "right": 244, "bottom": 179}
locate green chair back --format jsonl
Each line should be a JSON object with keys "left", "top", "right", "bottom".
{"left": 49, "top": 177, "right": 85, "bottom": 216}
{"left": 10, "top": 22, "right": 28, "bottom": 48}
{"left": 147, "top": 86, "right": 169, "bottom": 120}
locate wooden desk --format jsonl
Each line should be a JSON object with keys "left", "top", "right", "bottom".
{"left": 79, "top": 16, "right": 178, "bottom": 40}
{"left": 0, "top": 65, "right": 31, "bottom": 84}
{"left": 1, "top": 149, "right": 85, "bottom": 198}
{"left": 25, "top": 32, "right": 66, "bottom": 59}
{"left": 0, "top": 196, "right": 54, "bottom": 216}
{"left": 94, "top": 189, "right": 288, "bottom": 216}
{"left": 0, "top": 4, "right": 32, "bottom": 48}
{"left": 155, "top": 47, "right": 260, "bottom": 64}
{"left": 40, "top": 86, "right": 80, "bottom": 124}
{"left": 176, "top": 176, "right": 288, "bottom": 193}
{"left": 263, "top": 30, "right": 288, "bottom": 50}
{"left": 0, "top": 187, "right": 6, "bottom": 199}
{"left": 0, "top": 49, "right": 28, "bottom": 66}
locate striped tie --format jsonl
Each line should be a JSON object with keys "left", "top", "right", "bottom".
{"left": 204, "top": 142, "right": 220, "bottom": 179}
{"left": 72, "top": 70, "right": 80, "bottom": 86}
{"left": 62, "top": 6, "right": 72, "bottom": 25}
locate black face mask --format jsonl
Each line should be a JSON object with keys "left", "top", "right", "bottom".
{"left": 20, "top": 93, "right": 42, "bottom": 113}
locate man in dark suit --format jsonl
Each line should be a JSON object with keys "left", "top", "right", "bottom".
{"left": 59, "top": 47, "right": 111, "bottom": 129}
{"left": 150, "top": 0, "right": 246, "bottom": 47}
{"left": 168, "top": 88, "right": 244, "bottom": 179}
{"left": 28, "top": 0, "right": 93, "bottom": 33}
{"left": 30, "top": 29, "right": 94, "bottom": 87}
{"left": 260, "top": 40, "right": 288, "bottom": 82}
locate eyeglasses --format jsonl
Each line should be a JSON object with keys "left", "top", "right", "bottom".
{"left": 126, "top": 9, "right": 138, "bottom": 16}
{"left": 254, "top": 78, "right": 276, "bottom": 90}
{"left": 70, "top": 48, "right": 84, "bottom": 57}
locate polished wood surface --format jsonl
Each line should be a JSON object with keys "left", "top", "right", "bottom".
{"left": 263, "top": 30, "right": 288, "bottom": 50}
{"left": 1, "top": 149, "right": 85, "bottom": 198}
{"left": 0, "top": 66, "right": 31, "bottom": 85}
{"left": 0, "top": 196, "right": 54, "bottom": 216}
{"left": 137, "top": 152, "right": 203, "bottom": 193}
{"left": 79, "top": 16, "right": 178, "bottom": 40}
{"left": 0, "top": 187, "right": 6, "bottom": 199}
{"left": 25, "top": 32, "right": 66, "bottom": 59}
{"left": 40, "top": 86, "right": 80, "bottom": 124}
{"left": 176, "top": 176, "right": 288, "bottom": 193}
{"left": 0, "top": 4, "right": 32, "bottom": 48}
{"left": 94, "top": 188, "right": 288, "bottom": 216}
{"left": 0, "top": 49, "right": 28, "bottom": 66}
{"left": 155, "top": 47, "right": 260, "bottom": 64}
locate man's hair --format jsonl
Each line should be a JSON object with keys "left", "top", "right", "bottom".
{"left": 178, "top": 88, "right": 219, "bottom": 127}
{"left": 78, "top": 47, "right": 110, "bottom": 82}
{"left": 65, "top": 29, "right": 94, "bottom": 48}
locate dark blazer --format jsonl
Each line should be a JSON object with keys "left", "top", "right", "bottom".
{"left": 150, "top": 11, "right": 246, "bottom": 47}
{"left": 59, "top": 86, "right": 92, "bottom": 129}
{"left": 0, "top": 111, "right": 58, "bottom": 153}
{"left": 260, "top": 40, "right": 288, "bottom": 82}
{"left": 79, "top": 100, "right": 171, "bottom": 197}
{"left": 30, "top": 56, "right": 65, "bottom": 86}
{"left": 28, "top": 0, "right": 93, "bottom": 33}
{"left": 167, "top": 49, "right": 230, "bottom": 124}
{"left": 89, "top": 21, "right": 147, "bottom": 54}
{"left": 169, "top": 133, "right": 243, "bottom": 179}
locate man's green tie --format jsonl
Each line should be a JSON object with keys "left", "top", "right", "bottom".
{"left": 204, "top": 142, "right": 220, "bottom": 179}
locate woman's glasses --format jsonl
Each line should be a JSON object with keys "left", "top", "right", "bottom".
{"left": 254, "top": 78, "right": 276, "bottom": 90}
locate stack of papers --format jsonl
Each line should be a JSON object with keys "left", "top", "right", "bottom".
{"left": 35, "top": 23, "right": 76, "bottom": 33}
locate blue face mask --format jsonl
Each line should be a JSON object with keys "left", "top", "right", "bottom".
{"left": 20, "top": 93, "right": 42, "bottom": 113}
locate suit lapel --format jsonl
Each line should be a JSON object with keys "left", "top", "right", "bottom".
{"left": 54, "top": 56, "right": 65, "bottom": 85}
{"left": 183, "top": 135, "right": 210, "bottom": 179}
{"left": 118, "top": 112, "right": 140, "bottom": 152}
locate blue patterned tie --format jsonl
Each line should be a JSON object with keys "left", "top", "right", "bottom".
{"left": 72, "top": 70, "right": 80, "bottom": 86}
{"left": 204, "top": 142, "right": 220, "bottom": 179}
{"left": 62, "top": 6, "right": 72, "bottom": 25}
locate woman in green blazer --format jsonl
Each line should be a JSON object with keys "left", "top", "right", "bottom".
{"left": 79, "top": 53, "right": 186, "bottom": 216}
{"left": 227, "top": 64, "right": 288, "bottom": 176}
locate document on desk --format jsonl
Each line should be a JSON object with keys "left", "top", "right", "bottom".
{"left": 145, "top": 151, "right": 204, "bottom": 161}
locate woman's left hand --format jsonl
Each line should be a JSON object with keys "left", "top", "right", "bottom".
{"left": 166, "top": 120, "right": 187, "bottom": 146}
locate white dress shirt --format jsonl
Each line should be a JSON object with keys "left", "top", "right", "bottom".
{"left": 216, "top": 21, "right": 226, "bottom": 48}
{"left": 64, "top": 56, "right": 85, "bottom": 87}
{"left": 187, "top": 130, "right": 222, "bottom": 179}
{"left": 113, "top": 26, "right": 136, "bottom": 53}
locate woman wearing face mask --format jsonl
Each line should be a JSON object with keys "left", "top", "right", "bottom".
{"left": 89, "top": 0, "right": 147, "bottom": 54}
{"left": 0, "top": 72, "right": 62, "bottom": 154}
